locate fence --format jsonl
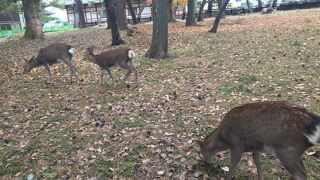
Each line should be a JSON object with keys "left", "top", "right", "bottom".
{"left": 0, "top": 24, "right": 74, "bottom": 38}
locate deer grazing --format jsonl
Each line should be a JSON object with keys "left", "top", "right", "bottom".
{"left": 23, "top": 43, "right": 79, "bottom": 85}
{"left": 83, "top": 46, "right": 138, "bottom": 87}
{"left": 196, "top": 101, "right": 320, "bottom": 180}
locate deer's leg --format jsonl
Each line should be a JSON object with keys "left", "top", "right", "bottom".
{"left": 253, "top": 151, "right": 263, "bottom": 180}
{"left": 128, "top": 61, "right": 138, "bottom": 87}
{"left": 63, "top": 58, "right": 79, "bottom": 85}
{"left": 44, "top": 63, "right": 53, "bottom": 85}
{"left": 106, "top": 67, "right": 115, "bottom": 85}
{"left": 100, "top": 68, "right": 106, "bottom": 86}
{"left": 276, "top": 149, "right": 306, "bottom": 180}
{"left": 226, "top": 147, "right": 243, "bottom": 180}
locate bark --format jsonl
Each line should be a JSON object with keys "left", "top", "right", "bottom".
{"left": 137, "top": 1, "right": 146, "bottom": 23}
{"left": 210, "top": 0, "right": 230, "bottom": 33}
{"left": 197, "top": 0, "right": 206, "bottom": 21}
{"left": 145, "top": 0, "right": 169, "bottom": 59}
{"left": 22, "top": 0, "right": 44, "bottom": 39}
{"left": 168, "top": 0, "right": 176, "bottom": 22}
{"left": 246, "top": 0, "right": 252, "bottom": 13}
{"left": 75, "top": 0, "right": 86, "bottom": 28}
{"left": 207, "top": 0, "right": 213, "bottom": 17}
{"left": 126, "top": 0, "right": 138, "bottom": 24}
{"left": 272, "top": 0, "right": 277, "bottom": 7}
{"left": 114, "top": 0, "right": 127, "bottom": 30}
{"left": 186, "top": 0, "right": 197, "bottom": 26}
{"left": 104, "top": 0, "right": 125, "bottom": 45}
{"left": 257, "top": 0, "right": 263, "bottom": 10}
{"left": 217, "top": 0, "right": 225, "bottom": 19}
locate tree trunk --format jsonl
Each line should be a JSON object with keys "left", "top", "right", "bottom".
{"left": 257, "top": 0, "right": 263, "bottom": 10}
{"left": 126, "top": 0, "right": 138, "bottom": 25}
{"left": 22, "top": 0, "right": 44, "bottom": 39}
{"left": 145, "top": 0, "right": 168, "bottom": 59}
{"left": 137, "top": 1, "right": 146, "bottom": 23}
{"left": 104, "top": 0, "right": 125, "bottom": 45}
{"left": 210, "top": 0, "right": 230, "bottom": 33}
{"left": 272, "top": 0, "right": 277, "bottom": 7}
{"left": 246, "top": 0, "right": 252, "bottom": 13}
{"left": 114, "top": 0, "right": 127, "bottom": 30}
{"left": 197, "top": 0, "right": 206, "bottom": 21}
{"left": 207, "top": 0, "right": 213, "bottom": 17}
{"left": 168, "top": 0, "right": 176, "bottom": 22}
{"left": 217, "top": 0, "right": 225, "bottom": 19}
{"left": 186, "top": 0, "right": 197, "bottom": 26}
{"left": 75, "top": 0, "right": 86, "bottom": 28}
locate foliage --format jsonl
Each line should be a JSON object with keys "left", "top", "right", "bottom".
{"left": 0, "top": 0, "right": 22, "bottom": 13}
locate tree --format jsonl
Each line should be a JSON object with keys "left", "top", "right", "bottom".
{"left": 104, "top": 0, "right": 125, "bottom": 45}
{"left": 207, "top": 0, "right": 213, "bottom": 17}
{"left": 257, "top": 0, "right": 263, "bottom": 11}
{"left": 210, "top": 0, "right": 229, "bottom": 33}
{"left": 168, "top": 0, "right": 176, "bottom": 22}
{"left": 272, "top": 0, "right": 277, "bottom": 7}
{"left": 246, "top": 0, "right": 252, "bottom": 13}
{"left": 137, "top": 0, "right": 146, "bottom": 23}
{"left": 217, "top": 0, "right": 225, "bottom": 19}
{"left": 145, "top": 0, "right": 169, "bottom": 59}
{"left": 22, "top": 0, "right": 44, "bottom": 39}
{"left": 126, "top": 0, "right": 138, "bottom": 24}
{"left": 114, "top": 0, "right": 127, "bottom": 30}
{"left": 197, "top": 0, "right": 206, "bottom": 21}
{"left": 186, "top": 0, "right": 197, "bottom": 26}
{"left": 75, "top": 0, "right": 86, "bottom": 28}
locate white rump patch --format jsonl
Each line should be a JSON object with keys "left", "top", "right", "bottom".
{"left": 128, "top": 50, "right": 135, "bottom": 59}
{"left": 304, "top": 125, "right": 320, "bottom": 145}
{"left": 69, "top": 47, "right": 76, "bottom": 55}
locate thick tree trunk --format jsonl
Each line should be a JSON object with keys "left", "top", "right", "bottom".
{"left": 104, "top": 0, "right": 125, "bottom": 45}
{"left": 207, "top": 0, "right": 213, "bottom": 17}
{"left": 246, "top": 0, "right": 252, "bottom": 13}
{"left": 75, "top": 0, "right": 86, "bottom": 28}
{"left": 257, "top": 0, "right": 263, "bottom": 10}
{"left": 114, "top": 0, "right": 127, "bottom": 30}
{"left": 210, "top": 0, "right": 230, "bottom": 33}
{"left": 197, "top": 0, "right": 206, "bottom": 21}
{"left": 126, "top": 0, "right": 138, "bottom": 24}
{"left": 217, "top": 0, "right": 225, "bottom": 19}
{"left": 168, "top": 0, "right": 176, "bottom": 22}
{"left": 22, "top": 0, "right": 44, "bottom": 39}
{"left": 272, "top": 0, "right": 277, "bottom": 7}
{"left": 186, "top": 0, "right": 197, "bottom": 26}
{"left": 145, "top": 0, "right": 168, "bottom": 59}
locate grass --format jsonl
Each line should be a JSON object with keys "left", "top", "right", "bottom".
{"left": 0, "top": 8, "right": 320, "bottom": 179}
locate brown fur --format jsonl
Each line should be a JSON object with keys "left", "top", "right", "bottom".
{"left": 83, "top": 47, "right": 138, "bottom": 87}
{"left": 197, "top": 101, "right": 320, "bottom": 180}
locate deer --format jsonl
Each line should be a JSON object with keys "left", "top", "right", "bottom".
{"left": 196, "top": 101, "right": 320, "bottom": 180}
{"left": 23, "top": 43, "right": 79, "bottom": 85}
{"left": 82, "top": 46, "right": 138, "bottom": 87}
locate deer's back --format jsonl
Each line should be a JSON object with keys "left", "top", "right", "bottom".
{"left": 219, "top": 101, "right": 313, "bottom": 151}
{"left": 38, "top": 43, "right": 72, "bottom": 63}
{"left": 96, "top": 48, "right": 131, "bottom": 67}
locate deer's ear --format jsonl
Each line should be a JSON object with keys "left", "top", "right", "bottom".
{"left": 23, "top": 57, "right": 28, "bottom": 63}
{"left": 195, "top": 140, "right": 204, "bottom": 149}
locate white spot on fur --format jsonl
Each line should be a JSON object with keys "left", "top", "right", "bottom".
{"left": 69, "top": 47, "right": 76, "bottom": 55}
{"left": 304, "top": 125, "right": 320, "bottom": 145}
{"left": 128, "top": 50, "right": 135, "bottom": 59}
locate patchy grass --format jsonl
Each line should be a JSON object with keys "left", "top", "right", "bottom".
{"left": 0, "top": 9, "right": 320, "bottom": 179}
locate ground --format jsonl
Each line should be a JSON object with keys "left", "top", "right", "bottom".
{"left": 0, "top": 8, "right": 320, "bottom": 180}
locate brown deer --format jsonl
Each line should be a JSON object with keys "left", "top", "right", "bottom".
{"left": 83, "top": 46, "right": 138, "bottom": 87}
{"left": 23, "top": 43, "right": 79, "bottom": 85}
{"left": 196, "top": 101, "right": 320, "bottom": 180}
